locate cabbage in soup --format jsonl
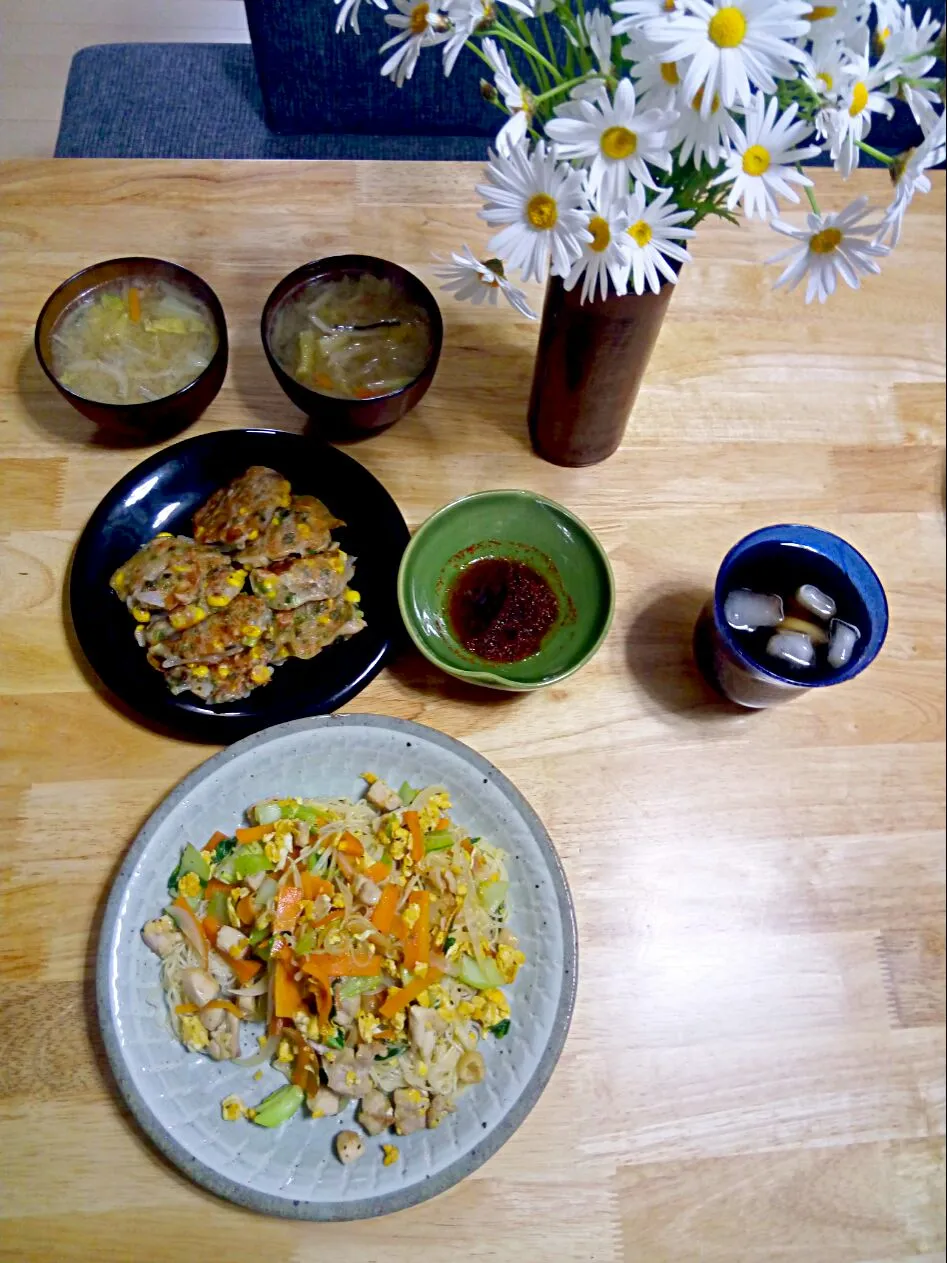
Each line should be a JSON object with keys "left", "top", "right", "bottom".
{"left": 51, "top": 278, "right": 217, "bottom": 405}
{"left": 269, "top": 273, "right": 432, "bottom": 400}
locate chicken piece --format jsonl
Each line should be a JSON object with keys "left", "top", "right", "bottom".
{"left": 249, "top": 548, "right": 354, "bottom": 611}
{"left": 366, "top": 778, "right": 403, "bottom": 814}
{"left": 216, "top": 925, "right": 249, "bottom": 958}
{"left": 324, "top": 1046, "right": 373, "bottom": 1098}
{"left": 307, "top": 1086, "right": 342, "bottom": 1118}
{"left": 181, "top": 967, "right": 220, "bottom": 1008}
{"left": 111, "top": 534, "right": 243, "bottom": 618}
{"left": 237, "top": 495, "right": 344, "bottom": 567}
{"left": 392, "top": 1087, "right": 430, "bottom": 1136}
{"left": 141, "top": 916, "right": 181, "bottom": 958}
{"left": 427, "top": 1094, "right": 454, "bottom": 1130}
{"left": 355, "top": 875, "right": 382, "bottom": 908}
{"left": 335, "top": 1130, "right": 365, "bottom": 1165}
{"left": 207, "top": 1010, "right": 240, "bottom": 1060}
{"left": 148, "top": 595, "right": 272, "bottom": 669}
{"left": 335, "top": 994, "right": 361, "bottom": 1027}
{"left": 358, "top": 1088, "right": 395, "bottom": 1137}
{"left": 408, "top": 1005, "right": 439, "bottom": 1063}
{"left": 193, "top": 466, "right": 291, "bottom": 551}
{"left": 266, "top": 598, "right": 365, "bottom": 663}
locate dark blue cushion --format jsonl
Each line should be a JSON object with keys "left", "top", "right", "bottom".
{"left": 244, "top": 0, "right": 496, "bottom": 136}
{"left": 54, "top": 43, "right": 491, "bottom": 159}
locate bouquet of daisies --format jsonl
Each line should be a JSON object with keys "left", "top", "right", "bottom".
{"left": 333, "top": 0, "right": 946, "bottom": 310}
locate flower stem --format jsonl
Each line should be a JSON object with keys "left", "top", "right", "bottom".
{"left": 465, "top": 38, "right": 495, "bottom": 71}
{"left": 532, "top": 73, "right": 590, "bottom": 104}
{"left": 509, "top": 11, "right": 550, "bottom": 92}
{"left": 538, "top": 11, "right": 558, "bottom": 66}
{"left": 857, "top": 140, "right": 894, "bottom": 165}
{"left": 795, "top": 164, "right": 820, "bottom": 214}
{"left": 487, "top": 22, "right": 562, "bottom": 81}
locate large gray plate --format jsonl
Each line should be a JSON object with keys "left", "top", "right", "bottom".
{"left": 97, "top": 714, "right": 578, "bottom": 1218}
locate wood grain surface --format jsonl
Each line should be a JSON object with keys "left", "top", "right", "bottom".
{"left": 0, "top": 160, "right": 943, "bottom": 1263}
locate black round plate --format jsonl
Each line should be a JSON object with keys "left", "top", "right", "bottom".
{"left": 69, "top": 429, "right": 410, "bottom": 741}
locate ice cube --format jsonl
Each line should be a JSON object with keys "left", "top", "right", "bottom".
{"left": 765, "top": 630, "right": 816, "bottom": 669}
{"left": 827, "top": 619, "right": 860, "bottom": 669}
{"left": 796, "top": 584, "right": 836, "bottom": 620}
{"left": 724, "top": 589, "right": 784, "bottom": 632}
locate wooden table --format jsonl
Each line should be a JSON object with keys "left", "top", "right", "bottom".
{"left": 0, "top": 161, "right": 944, "bottom": 1262}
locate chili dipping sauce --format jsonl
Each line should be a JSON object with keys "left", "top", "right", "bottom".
{"left": 447, "top": 557, "right": 559, "bottom": 663}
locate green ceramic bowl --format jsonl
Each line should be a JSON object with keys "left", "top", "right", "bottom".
{"left": 397, "top": 490, "right": 615, "bottom": 690}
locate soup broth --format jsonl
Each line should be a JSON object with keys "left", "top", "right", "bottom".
{"left": 270, "top": 273, "right": 431, "bottom": 400}
{"left": 51, "top": 278, "right": 217, "bottom": 405}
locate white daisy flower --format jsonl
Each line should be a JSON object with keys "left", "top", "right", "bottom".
{"left": 481, "top": 38, "right": 534, "bottom": 155}
{"left": 877, "top": 112, "right": 947, "bottom": 247}
{"left": 583, "top": 9, "right": 618, "bottom": 75}
{"left": 380, "top": 0, "right": 449, "bottom": 86}
{"left": 821, "top": 51, "right": 895, "bottom": 176}
{"left": 803, "top": 0, "right": 867, "bottom": 48}
{"left": 612, "top": 0, "right": 685, "bottom": 38}
{"left": 334, "top": 0, "right": 388, "bottom": 34}
{"left": 622, "top": 183, "right": 695, "bottom": 294}
{"left": 476, "top": 140, "right": 591, "bottom": 283}
{"left": 711, "top": 94, "right": 821, "bottom": 220}
{"left": 442, "top": 0, "right": 494, "bottom": 74}
{"left": 875, "top": 6, "right": 944, "bottom": 126}
{"left": 767, "top": 194, "right": 889, "bottom": 303}
{"left": 563, "top": 191, "right": 634, "bottom": 302}
{"left": 624, "top": 28, "right": 685, "bottom": 110}
{"left": 545, "top": 79, "right": 677, "bottom": 200}
{"left": 434, "top": 245, "right": 538, "bottom": 317}
{"left": 803, "top": 34, "right": 851, "bottom": 105}
{"left": 649, "top": 0, "right": 811, "bottom": 118}
{"left": 671, "top": 85, "right": 738, "bottom": 168}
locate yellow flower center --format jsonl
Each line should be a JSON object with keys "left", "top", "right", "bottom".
{"left": 742, "top": 144, "right": 771, "bottom": 176}
{"left": 817, "top": 71, "right": 833, "bottom": 91}
{"left": 807, "top": 5, "right": 837, "bottom": 19}
{"left": 628, "top": 220, "right": 652, "bottom": 248}
{"left": 849, "top": 82, "right": 869, "bottom": 116}
{"left": 660, "top": 61, "right": 680, "bottom": 86}
{"left": 809, "top": 227, "right": 843, "bottom": 254}
{"left": 409, "top": 2, "right": 429, "bottom": 34}
{"left": 588, "top": 216, "right": 611, "bottom": 253}
{"left": 708, "top": 7, "right": 747, "bottom": 48}
{"left": 526, "top": 192, "right": 558, "bottom": 230}
{"left": 600, "top": 126, "right": 637, "bottom": 159}
{"left": 664, "top": 0, "right": 676, "bottom": 9}
{"left": 691, "top": 87, "right": 721, "bottom": 114}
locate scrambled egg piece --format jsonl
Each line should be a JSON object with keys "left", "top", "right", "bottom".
{"left": 180, "top": 1015, "right": 209, "bottom": 1052}
{"left": 382, "top": 1144, "right": 399, "bottom": 1166}
{"left": 419, "top": 793, "right": 451, "bottom": 832}
{"left": 496, "top": 945, "right": 526, "bottom": 982}
{"left": 264, "top": 833, "right": 292, "bottom": 869}
{"left": 357, "top": 1011, "right": 379, "bottom": 1043}
{"left": 177, "top": 870, "right": 202, "bottom": 900}
{"left": 221, "top": 1095, "right": 246, "bottom": 1121}
{"left": 402, "top": 903, "right": 421, "bottom": 931}
{"left": 277, "top": 1039, "right": 294, "bottom": 1064}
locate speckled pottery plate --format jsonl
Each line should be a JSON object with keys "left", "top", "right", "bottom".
{"left": 97, "top": 714, "right": 578, "bottom": 1219}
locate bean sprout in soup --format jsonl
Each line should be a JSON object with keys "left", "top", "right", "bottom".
{"left": 270, "top": 273, "right": 432, "bottom": 400}
{"left": 51, "top": 278, "right": 218, "bottom": 405}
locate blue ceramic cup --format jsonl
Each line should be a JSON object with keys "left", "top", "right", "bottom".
{"left": 700, "top": 524, "right": 889, "bottom": 708}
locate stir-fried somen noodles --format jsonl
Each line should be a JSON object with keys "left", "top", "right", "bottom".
{"left": 142, "top": 774, "right": 524, "bottom": 1159}
{"left": 51, "top": 278, "right": 217, "bottom": 404}
{"left": 269, "top": 274, "right": 431, "bottom": 400}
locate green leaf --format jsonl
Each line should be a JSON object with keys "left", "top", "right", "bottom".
{"left": 398, "top": 781, "right": 418, "bottom": 806}
{"left": 374, "top": 1043, "right": 407, "bottom": 1061}
{"left": 457, "top": 955, "right": 505, "bottom": 990}
{"left": 336, "top": 975, "right": 386, "bottom": 1000}
{"left": 212, "top": 836, "right": 237, "bottom": 863}
{"left": 326, "top": 1029, "right": 345, "bottom": 1049}
{"left": 424, "top": 830, "right": 455, "bottom": 853}
{"left": 490, "top": 1019, "right": 511, "bottom": 1039}
{"left": 444, "top": 936, "right": 455, "bottom": 952}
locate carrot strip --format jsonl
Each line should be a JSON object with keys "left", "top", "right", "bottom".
{"left": 301, "top": 873, "right": 333, "bottom": 901}
{"left": 203, "top": 998, "right": 244, "bottom": 1019}
{"left": 273, "top": 885, "right": 303, "bottom": 933}
{"left": 300, "top": 953, "right": 382, "bottom": 979}
{"left": 205, "top": 878, "right": 230, "bottom": 899}
{"left": 207, "top": 831, "right": 228, "bottom": 848}
{"left": 390, "top": 914, "right": 408, "bottom": 944}
{"left": 371, "top": 884, "right": 399, "bottom": 934}
{"left": 336, "top": 831, "right": 364, "bottom": 858}
{"left": 435, "top": 817, "right": 451, "bottom": 831}
{"left": 220, "top": 953, "right": 263, "bottom": 984}
{"left": 201, "top": 914, "right": 222, "bottom": 944}
{"left": 308, "top": 974, "right": 332, "bottom": 1025}
{"left": 404, "top": 810, "right": 424, "bottom": 864}
{"left": 314, "top": 908, "right": 344, "bottom": 929}
{"left": 365, "top": 860, "right": 391, "bottom": 883}
{"left": 404, "top": 891, "right": 430, "bottom": 972}
{"left": 174, "top": 1003, "right": 199, "bottom": 1015}
{"left": 274, "top": 956, "right": 306, "bottom": 1018}
{"left": 235, "top": 824, "right": 269, "bottom": 845}
{"left": 235, "top": 895, "right": 256, "bottom": 926}
{"left": 128, "top": 286, "right": 141, "bottom": 322}
{"left": 379, "top": 969, "right": 443, "bottom": 1019}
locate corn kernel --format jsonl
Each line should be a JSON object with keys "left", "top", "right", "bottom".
{"left": 250, "top": 666, "right": 271, "bottom": 685}
{"left": 221, "top": 1095, "right": 246, "bottom": 1122}
{"left": 247, "top": 529, "right": 259, "bottom": 541}
{"left": 192, "top": 664, "right": 209, "bottom": 678}
{"left": 228, "top": 570, "right": 246, "bottom": 586}
{"left": 241, "top": 624, "right": 261, "bottom": 639}
{"left": 207, "top": 595, "right": 229, "bottom": 608}
{"left": 316, "top": 614, "right": 331, "bottom": 626}
{"left": 131, "top": 606, "right": 151, "bottom": 623}
{"left": 217, "top": 665, "right": 231, "bottom": 679}
{"left": 343, "top": 589, "right": 360, "bottom": 604}
{"left": 154, "top": 532, "right": 173, "bottom": 539}
{"left": 297, "top": 522, "right": 311, "bottom": 537}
